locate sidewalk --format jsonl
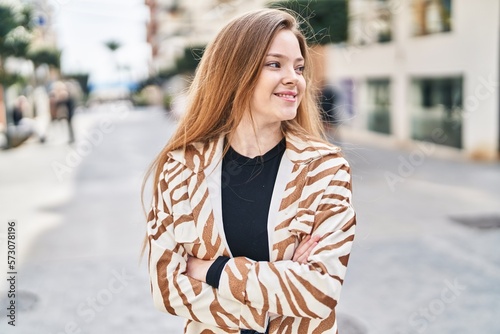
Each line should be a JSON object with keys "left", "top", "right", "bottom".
{"left": 0, "top": 106, "right": 184, "bottom": 333}
{"left": 0, "top": 108, "right": 499, "bottom": 333}
{"left": 338, "top": 136, "right": 500, "bottom": 333}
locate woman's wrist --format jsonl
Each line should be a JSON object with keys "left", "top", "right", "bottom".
{"left": 186, "top": 257, "right": 216, "bottom": 282}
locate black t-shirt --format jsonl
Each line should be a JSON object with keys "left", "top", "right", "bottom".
{"left": 206, "top": 138, "right": 286, "bottom": 289}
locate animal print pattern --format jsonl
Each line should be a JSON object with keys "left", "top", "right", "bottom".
{"left": 147, "top": 133, "right": 356, "bottom": 333}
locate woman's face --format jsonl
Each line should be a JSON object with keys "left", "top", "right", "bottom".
{"left": 249, "top": 29, "right": 306, "bottom": 127}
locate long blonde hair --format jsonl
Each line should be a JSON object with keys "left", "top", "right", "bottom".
{"left": 143, "top": 9, "right": 324, "bottom": 213}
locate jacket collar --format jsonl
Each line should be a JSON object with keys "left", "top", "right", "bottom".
{"left": 167, "top": 132, "right": 341, "bottom": 174}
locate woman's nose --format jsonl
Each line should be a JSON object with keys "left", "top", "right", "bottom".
{"left": 282, "top": 67, "right": 299, "bottom": 85}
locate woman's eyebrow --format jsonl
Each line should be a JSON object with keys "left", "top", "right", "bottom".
{"left": 266, "top": 53, "right": 304, "bottom": 62}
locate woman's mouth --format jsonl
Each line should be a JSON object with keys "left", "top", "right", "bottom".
{"left": 274, "top": 93, "right": 297, "bottom": 102}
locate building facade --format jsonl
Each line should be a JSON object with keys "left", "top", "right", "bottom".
{"left": 144, "top": 0, "right": 499, "bottom": 160}
{"left": 327, "top": 0, "right": 499, "bottom": 160}
{"left": 145, "top": 0, "right": 268, "bottom": 74}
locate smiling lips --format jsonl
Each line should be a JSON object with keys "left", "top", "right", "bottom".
{"left": 274, "top": 92, "right": 297, "bottom": 102}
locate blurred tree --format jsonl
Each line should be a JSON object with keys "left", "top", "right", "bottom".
{"left": 104, "top": 40, "right": 121, "bottom": 53}
{"left": 268, "top": 0, "right": 348, "bottom": 45}
{"left": 175, "top": 46, "right": 204, "bottom": 74}
{"left": 0, "top": 3, "right": 34, "bottom": 84}
{"left": 158, "top": 46, "right": 204, "bottom": 80}
{"left": 104, "top": 39, "right": 122, "bottom": 84}
{"left": 27, "top": 47, "right": 61, "bottom": 69}
{"left": 0, "top": 3, "right": 34, "bottom": 132}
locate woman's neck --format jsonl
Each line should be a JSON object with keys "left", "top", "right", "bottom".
{"left": 229, "top": 118, "right": 283, "bottom": 158}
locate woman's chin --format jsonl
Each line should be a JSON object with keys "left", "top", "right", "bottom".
{"left": 280, "top": 110, "right": 297, "bottom": 121}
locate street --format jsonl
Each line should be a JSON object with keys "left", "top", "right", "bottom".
{"left": 0, "top": 105, "right": 499, "bottom": 334}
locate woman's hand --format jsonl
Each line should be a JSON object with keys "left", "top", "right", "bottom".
{"left": 186, "top": 256, "right": 214, "bottom": 282}
{"left": 292, "top": 235, "right": 321, "bottom": 264}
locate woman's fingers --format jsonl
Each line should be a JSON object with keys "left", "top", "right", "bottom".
{"left": 292, "top": 235, "right": 310, "bottom": 261}
{"left": 293, "top": 235, "right": 321, "bottom": 263}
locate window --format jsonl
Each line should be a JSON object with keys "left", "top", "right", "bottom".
{"left": 349, "top": 0, "right": 392, "bottom": 45}
{"left": 410, "top": 77, "right": 462, "bottom": 148}
{"left": 412, "top": 0, "right": 452, "bottom": 36}
{"left": 367, "top": 79, "right": 391, "bottom": 134}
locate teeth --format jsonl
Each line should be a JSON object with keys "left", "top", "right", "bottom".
{"left": 276, "top": 94, "right": 295, "bottom": 98}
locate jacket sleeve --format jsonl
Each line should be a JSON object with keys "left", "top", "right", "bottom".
{"left": 217, "top": 161, "right": 356, "bottom": 319}
{"left": 147, "top": 167, "right": 269, "bottom": 332}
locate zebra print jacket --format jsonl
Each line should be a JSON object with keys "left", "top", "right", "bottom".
{"left": 147, "top": 132, "right": 356, "bottom": 333}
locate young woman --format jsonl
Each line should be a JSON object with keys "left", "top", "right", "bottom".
{"left": 145, "top": 8, "right": 356, "bottom": 334}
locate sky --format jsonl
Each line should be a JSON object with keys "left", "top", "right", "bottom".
{"left": 48, "top": 0, "right": 150, "bottom": 88}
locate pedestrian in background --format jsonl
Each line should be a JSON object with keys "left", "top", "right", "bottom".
{"left": 50, "top": 81, "right": 75, "bottom": 143}
{"left": 6, "top": 95, "right": 40, "bottom": 147}
{"left": 144, "top": 8, "right": 356, "bottom": 334}
{"left": 318, "top": 81, "right": 341, "bottom": 143}
{"left": 11, "top": 95, "right": 28, "bottom": 127}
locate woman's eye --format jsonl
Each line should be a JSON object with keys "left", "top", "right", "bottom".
{"left": 296, "top": 66, "right": 305, "bottom": 74}
{"left": 267, "top": 62, "right": 280, "bottom": 68}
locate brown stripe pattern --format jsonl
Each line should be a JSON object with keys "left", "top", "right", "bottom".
{"left": 147, "top": 133, "right": 356, "bottom": 333}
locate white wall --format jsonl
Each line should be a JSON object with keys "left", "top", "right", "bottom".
{"left": 327, "top": 0, "right": 499, "bottom": 159}
{"left": 457, "top": 0, "right": 499, "bottom": 159}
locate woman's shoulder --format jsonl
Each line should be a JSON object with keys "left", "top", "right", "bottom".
{"left": 285, "top": 132, "right": 347, "bottom": 166}
{"left": 163, "top": 137, "right": 223, "bottom": 173}
{"left": 286, "top": 132, "right": 340, "bottom": 151}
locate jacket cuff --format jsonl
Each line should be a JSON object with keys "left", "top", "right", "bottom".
{"left": 239, "top": 303, "right": 269, "bottom": 332}
{"left": 218, "top": 257, "right": 253, "bottom": 304}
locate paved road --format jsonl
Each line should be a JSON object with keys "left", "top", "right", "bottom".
{"left": 0, "top": 105, "right": 499, "bottom": 333}
{"left": 0, "top": 106, "right": 184, "bottom": 334}
{"left": 339, "top": 137, "right": 500, "bottom": 333}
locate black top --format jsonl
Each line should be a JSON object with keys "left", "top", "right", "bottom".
{"left": 205, "top": 138, "right": 286, "bottom": 289}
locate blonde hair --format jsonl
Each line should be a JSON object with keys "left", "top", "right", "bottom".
{"left": 143, "top": 8, "right": 324, "bottom": 213}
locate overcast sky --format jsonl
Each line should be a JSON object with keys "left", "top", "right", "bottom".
{"left": 48, "top": 0, "right": 150, "bottom": 87}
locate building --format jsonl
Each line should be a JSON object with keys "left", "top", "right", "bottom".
{"left": 145, "top": 0, "right": 268, "bottom": 74}
{"left": 327, "top": 0, "right": 499, "bottom": 160}
{"left": 144, "top": 0, "right": 499, "bottom": 160}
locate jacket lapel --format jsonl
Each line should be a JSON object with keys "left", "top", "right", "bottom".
{"left": 202, "top": 136, "right": 233, "bottom": 257}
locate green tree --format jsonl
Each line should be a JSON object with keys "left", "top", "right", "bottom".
{"left": 104, "top": 39, "right": 122, "bottom": 84}
{"left": 0, "top": 3, "right": 34, "bottom": 131}
{"left": 158, "top": 46, "right": 204, "bottom": 80}
{"left": 174, "top": 46, "right": 203, "bottom": 74}
{"left": 104, "top": 40, "right": 121, "bottom": 53}
{"left": 268, "top": 0, "right": 348, "bottom": 45}
{"left": 27, "top": 47, "right": 61, "bottom": 69}
{"left": 104, "top": 40, "right": 121, "bottom": 70}
{"left": 0, "top": 3, "right": 34, "bottom": 85}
